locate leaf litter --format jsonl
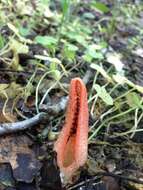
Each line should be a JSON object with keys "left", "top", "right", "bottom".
{"left": 0, "top": 0, "right": 143, "bottom": 190}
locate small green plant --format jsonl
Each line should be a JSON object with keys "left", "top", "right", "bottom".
{"left": 0, "top": 34, "right": 5, "bottom": 49}
{"left": 90, "top": 1, "right": 110, "bottom": 13}
{"left": 61, "top": 0, "right": 71, "bottom": 22}
{"left": 63, "top": 42, "right": 78, "bottom": 61}
{"left": 83, "top": 44, "right": 104, "bottom": 62}
{"left": 35, "top": 35, "right": 57, "bottom": 55}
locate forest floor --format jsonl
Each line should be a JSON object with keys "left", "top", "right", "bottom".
{"left": 0, "top": 0, "right": 143, "bottom": 190}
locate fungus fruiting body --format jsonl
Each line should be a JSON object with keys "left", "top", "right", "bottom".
{"left": 54, "top": 77, "right": 89, "bottom": 182}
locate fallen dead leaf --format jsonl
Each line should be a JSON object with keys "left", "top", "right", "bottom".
{"left": 102, "top": 176, "right": 120, "bottom": 190}
{"left": 129, "top": 183, "right": 143, "bottom": 190}
{"left": 0, "top": 135, "right": 41, "bottom": 183}
{"left": 0, "top": 112, "right": 17, "bottom": 123}
{"left": 0, "top": 163, "right": 15, "bottom": 188}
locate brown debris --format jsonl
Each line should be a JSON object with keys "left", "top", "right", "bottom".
{"left": 0, "top": 135, "right": 41, "bottom": 183}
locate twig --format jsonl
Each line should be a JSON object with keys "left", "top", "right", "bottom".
{"left": 0, "top": 69, "right": 52, "bottom": 77}
{"left": 0, "top": 112, "right": 47, "bottom": 135}
{"left": 83, "top": 69, "right": 93, "bottom": 85}
{"left": 100, "top": 172, "right": 143, "bottom": 184}
{"left": 68, "top": 172, "right": 143, "bottom": 190}
{"left": 39, "top": 96, "right": 68, "bottom": 115}
{"left": 68, "top": 176, "right": 101, "bottom": 190}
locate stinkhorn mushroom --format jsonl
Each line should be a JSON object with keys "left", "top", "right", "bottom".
{"left": 54, "top": 77, "right": 89, "bottom": 182}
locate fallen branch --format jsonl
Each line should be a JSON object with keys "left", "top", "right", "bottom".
{"left": 0, "top": 112, "right": 47, "bottom": 136}
{"left": 39, "top": 96, "right": 68, "bottom": 114}
{"left": 68, "top": 172, "right": 143, "bottom": 190}
{"left": 83, "top": 69, "right": 93, "bottom": 85}
{"left": 0, "top": 70, "right": 93, "bottom": 135}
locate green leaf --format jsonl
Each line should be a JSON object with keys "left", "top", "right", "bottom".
{"left": 10, "top": 39, "right": 29, "bottom": 54}
{"left": 126, "top": 92, "right": 142, "bottom": 108}
{"left": 91, "top": 51, "right": 103, "bottom": 59}
{"left": 7, "top": 23, "right": 19, "bottom": 36}
{"left": 113, "top": 74, "right": 143, "bottom": 94}
{"left": 91, "top": 1, "right": 110, "bottom": 13}
{"left": 63, "top": 43, "right": 78, "bottom": 60}
{"left": 66, "top": 43, "right": 78, "bottom": 51}
{"left": 90, "top": 63, "right": 112, "bottom": 82}
{"left": 34, "top": 55, "right": 61, "bottom": 64}
{"left": 83, "top": 12, "right": 95, "bottom": 19}
{"left": 0, "top": 35, "right": 5, "bottom": 49}
{"left": 52, "top": 70, "right": 61, "bottom": 80}
{"left": 35, "top": 36, "right": 57, "bottom": 47}
{"left": 7, "top": 23, "right": 32, "bottom": 43}
{"left": 83, "top": 54, "right": 93, "bottom": 62}
{"left": 94, "top": 84, "right": 113, "bottom": 105}
{"left": 62, "top": 30, "right": 87, "bottom": 47}
{"left": 61, "top": 0, "right": 70, "bottom": 18}
{"left": 75, "top": 35, "right": 87, "bottom": 46}
{"left": 19, "top": 27, "right": 30, "bottom": 36}
{"left": 106, "top": 52, "right": 124, "bottom": 73}
{"left": 35, "top": 36, "right": 57, "bottom": 53}
{"left": 0, "top": 84, "right": 9, "bottom": 91}
{"left": 83, "top": 44, "right": 104, "bottom": 62}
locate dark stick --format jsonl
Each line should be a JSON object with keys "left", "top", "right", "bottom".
{"left": 0, "top": 70, "right": 92, "bottom": 135}
{"left": 39, "top": 96, "right": 68, "bottom": 114}
{"left": 0, "top": 112, "right": 47, "bottom": 135}
{"left": 0, "top": 69, "right": 51, "bottom": 76}
{"left": 68, "top": 172, "right": 143, "bottom": 190}
{"left": 83, "top": 69, "right": 93, "bottom": 85}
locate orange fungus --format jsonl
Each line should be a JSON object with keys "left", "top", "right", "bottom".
{"left": 54, "top": 77, "right": 89, "bottom": 181}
